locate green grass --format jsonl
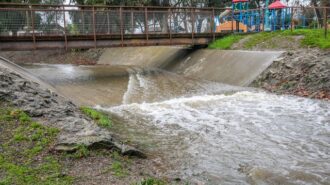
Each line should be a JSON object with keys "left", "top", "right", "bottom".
{"left": 282, "top": 29, "right": 330, "bottom": 49}
{"left": 209, "top": 29, "right": 330, "bottom": 49}
{"left": 111, "top": 161, "right": 128, "bottom": 177}
{"left": 208, "top": 34, "right": 243, "bottom": 49}
{"left": 0, "top": 103, "right": 73, "bottom": 185}
{"left": 242, "top": 31, "right": 278, "bottom": 49}
{"left": 80, "top": 106, "right": 112, "bottom": 128}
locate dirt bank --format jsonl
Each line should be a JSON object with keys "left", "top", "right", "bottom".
{"left": 251, "top": 49, "right": 330, "bottom": 100}
{"left": 0, "top": 49, "right": 103, "bottom": 65}
{"left": 229, "top": 34, "right": 330, "bottom": 100}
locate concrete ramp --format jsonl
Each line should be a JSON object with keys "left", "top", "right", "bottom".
{"left": 0, "top": 56, "right": 55, "bottom": 92}
{"left": 169, "top": 50, "right": 283, "bottom": 86}
{"left": 98, "top": 46, "right": 191, "bottom": 68}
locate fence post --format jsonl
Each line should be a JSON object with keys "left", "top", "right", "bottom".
{"left": 62, "top": 5, "right": 68, "bottom": 50}
{"left": 169, "top": 8, "right": 172, "bottom": 45}
{"left": 324, "top": 7, "right": 328, "bottom": 38}
{"left": 231, "top": 9, "right": 234, "bottom": 33}
{"left": 153, "top": 12, "right": 155, "bottom": 34}
{"left": 107, "top": 10, "right": 110, "bottom": 34}
{"left": 145, "top": 7, "right": 149, "bottom": 44}
{"left": 261, "top": 8, "right": 264, "bottom": 31}
{"left": 191, "top": 8, "right": 195, "bottom": 45}
{"left": 290, "top": 7, "right": 294, "bottom": 32}
{"left": 120, "top": 7, "right": 123, "bottom": 47}
{"left": 131, "top": 9, "right": 134, "bottom": 34}
{"left": 92, "top": 6, "right": 96, "bottom": 48}
{"left": 212, "top": 8, "right": 215, "bottom": 41}
{"left": 30, "top": 6, "right": 36, "bottom": 50}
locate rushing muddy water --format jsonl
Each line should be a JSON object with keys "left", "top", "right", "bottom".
{"left": 24, "top": 64, "right": 330, "bottom": 185}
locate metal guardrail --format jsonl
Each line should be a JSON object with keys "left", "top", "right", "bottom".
{"left": 0, "top": 4, "right": 328, "bottom": 50}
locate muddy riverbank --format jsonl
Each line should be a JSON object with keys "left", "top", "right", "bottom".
{"left": 0, "top": 49, "right": 103, "bottom": 65}
{"left": 251, "top": 48, "right": 330, "bottom": 100}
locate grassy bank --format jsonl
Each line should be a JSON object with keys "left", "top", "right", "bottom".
{"left": 208, "top": 29, "right": 330, "bottom": 50}
{"left": 208, "top": 35, "right": 243, "bottom": 49}
{"left": 0, "top": 102, "right": 73, "bottom": 185}
{"left": 0, "top": 102, "right": 171, "bottom": 184}
{"left": 80, "top": 106, "right": 112, "bottom": 128}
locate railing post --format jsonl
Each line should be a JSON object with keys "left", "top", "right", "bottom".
{"left": 92, "top": 6, "right": 97, "bottom": 48}
{"left": 185, "top": 8, "right": 188, "bottom": 34}
{"left": 231, "top": 9, "right": 234, "bottom": 33}
{"left": 120, "top": 7, "right": 124, "bottom": 47}
{"left": 153, "top": 11, "right": 155, "bottom": 33}
{"left": 131, "top": 9, "right": 134, "bottom": 34}
{"left": 261, "top": 8, "right": 264, "bottom": 31}
{"left": 107, "top": 10, "right": 110, "bottom": 34}
{"left": 191, "top": 8, "right": 195, "bottom": 45}
{"left": 62, "top": 5, "right": 68, "bottom": 50}
{"left": 290, "top": 7, "right": 294, "bottom": 32}
{"left": 82, "top": 11, "right": 85, "bottom": 34}
{"left": 169, "top": 8, "right": 172, "bottom": 45}
{"left": 324, "top": 7, "right": 328, "bottom": 38}
{"left": 30, "top": 6, "right": 36, "bottom": 50}
{"left": 212, "top": 8, "right": 215, "bottom": 41}
{"left": 145, "top": 7, "right": 149, "bottom": 44}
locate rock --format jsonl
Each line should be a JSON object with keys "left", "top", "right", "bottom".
{"left": 118, "top": 143, "right": 147, "bottom": 158}
{"left": 287, "top": 51, "right": 294, "bottom": 56}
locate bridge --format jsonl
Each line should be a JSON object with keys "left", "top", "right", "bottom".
{"left": 0, "top": 4, "right": 328, "bottom": 50}
{"left": 0, "top": 4, "right": 231, "bottom": 50}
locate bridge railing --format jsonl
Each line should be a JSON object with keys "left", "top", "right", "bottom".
{"left": 0, "top": 4, "right": 328, "bottom": 49}
{"left": 0, "top": 5, "right": 221, "bottom": 38}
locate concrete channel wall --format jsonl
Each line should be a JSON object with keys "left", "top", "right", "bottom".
{"left": 0, "top": 56, "right": 56, "bottom": 91}
{"left": 97, "top": 46, "right": 192, "bottom": 68}
{"left": 98, "top": 47, "right": 283, "bottom": 86}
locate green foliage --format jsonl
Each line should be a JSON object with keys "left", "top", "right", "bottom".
{"left": 67, "top": 24, "right": 79, "bottom": 35}
{"left": 242, "top": 31, "right": 277, "bottom": 49}
{"left": 208, "top": 34, "right": 243, "bottom": 49}
{"left": 72, "top": 145, "right": 90, "bottom": 159}
{"left": 80, "top": 106, "right": 112, "bottom": 128}
{"left": 211, "top": 29, "right": 330, "bottom": 50}
{"left": 111, "top": 161, "right": 128, "bottom": 177}
{"left": 282, "top": 29, "right": 330, "bottom": 49}
{"left": 135, "top": 178, "right": 167, "bottom": 185}
{"left": 0, "top": 104, "right": 72, "bottom": 185}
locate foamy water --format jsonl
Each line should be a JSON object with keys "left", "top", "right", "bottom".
{"left": 98, "top": 91, "right": 330, "bottom": 185}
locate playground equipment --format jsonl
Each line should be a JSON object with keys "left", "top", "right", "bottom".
{"left": 214, "top": 0, "right": 316, "bottom": 33}
{"left": 216, "top": 0, "right": 262, "bottom": 33}
{"left": 267, "top": 0, "right": 289, "bottom": 31}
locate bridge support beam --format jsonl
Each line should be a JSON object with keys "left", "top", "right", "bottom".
{"left": 0, "top": 38, "right": 213, "bottom": 51}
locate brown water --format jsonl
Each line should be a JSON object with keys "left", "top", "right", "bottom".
{"left": 24, "top": 64, "right": 330, "bottom": 185}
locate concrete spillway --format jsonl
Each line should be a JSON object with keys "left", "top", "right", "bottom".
{"left": 97, "top": 46, "right": 191, "bottom": 68}
{"left": 0, "top": 56, "right": 55, "bottom": 92}
{"left": 2, "top": 47, "right": 329, "bottom": 185}
{"left": 169, "top": 49, "right": 283, "bottom": 86}
{"left": 98, "top": 47, "right": 283, "bottom": 86}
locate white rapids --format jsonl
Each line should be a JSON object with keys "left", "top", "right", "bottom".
{"left": 98, "top": 91, "right": 330, "bottom": 185}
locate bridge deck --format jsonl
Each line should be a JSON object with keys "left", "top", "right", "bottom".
{"left": 0, "top": 33, "right": 226, "bottom": 50}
